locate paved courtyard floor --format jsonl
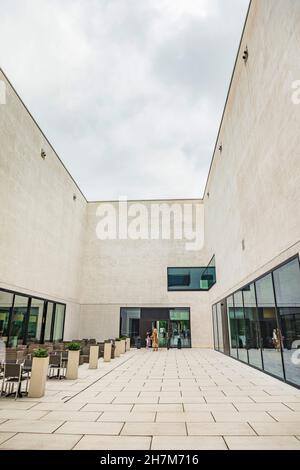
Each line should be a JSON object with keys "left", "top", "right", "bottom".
{"left": 1, "top": 349, "right": 300, "bottom": 450}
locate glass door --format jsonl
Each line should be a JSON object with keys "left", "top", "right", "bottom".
{"left": 157, "top": 320, "right": 168, "bottom": 347}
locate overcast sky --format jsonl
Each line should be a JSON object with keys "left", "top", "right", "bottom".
{"left": 0, "top": 0, "right": 249, "bottom": 201}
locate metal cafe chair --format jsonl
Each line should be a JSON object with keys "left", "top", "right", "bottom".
{"left": 0, "top": 363, "right": 26, "bottom": 400}
{"left": 22, "top": 356, "right": 32, "bottom": 393}
{"left": 60, "top": 351, "right": 68, "bottom": 378}
{"left": 48, "top": 353, "right": 63, "bottom": 379}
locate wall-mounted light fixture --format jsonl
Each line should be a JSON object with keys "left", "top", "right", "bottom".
{"left": 207, "top": 192, "right": 210, "bottom": 198}
{"left": 219, "top": 143, "right": 223, "bottom": 153}
{"left": 41, "top": 149, "right": 46, "bottom": 159}
{"left": 73, "top": 194, "right": 77, "bottom": 201}
{"left": 242, "top": 46, "right": 249, "bottom": 64}
{"left": 242, "top": 239, "right": 246, "bottom": 251}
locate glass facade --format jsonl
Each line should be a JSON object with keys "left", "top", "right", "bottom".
{"left": 120, "top": 307, "right": 191, "bottom": 348}
{"left": 213, "top": 257, "right": 300, "bottom": 388}
{"left": 0, "top": 288, "right": 66, "bottom": 346}
{"left": 168, "top": 257, "right": 216, "bottom": 291}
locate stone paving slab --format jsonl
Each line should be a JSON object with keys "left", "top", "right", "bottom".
{"left": 0, "top": 433, "right": 82, "bottom": 450}
{"left": 0, "top": 349, "right": 299, "bottom": 449}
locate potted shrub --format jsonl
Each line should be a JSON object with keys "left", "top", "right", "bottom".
{"left": 119, "top": 336, "right": 126, "bottom": 354}
{"left": 28, "top": 348, "right": 49, "bottom": 398}
{"left": 115, "top": 338, "right": 121, "bottom": 357}
{"left": 66, "top": 342, "right": 81, "bottom": 380}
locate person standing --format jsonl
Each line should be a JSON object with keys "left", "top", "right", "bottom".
{"left": 146, "top": 332, "right": 151, "bottom": 349}
{"left": 151, "top": 327, "right": 158, "bottom": 352}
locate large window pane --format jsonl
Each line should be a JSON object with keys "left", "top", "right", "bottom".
{"left": 169, "top": 309, "right": 191, "bottom": 348}
{"left": 217, "top": 303, "right": 224, "bottom": 352}
{"left": 9, "top": 295, "right": 29, "bottom": 347}
{"left": 212, "top": 305, "right": 219, "bottom": 350}
{"left": 27, "top": 298, "right": 45, "bottom": 343}
{"left": 0, "top": 291, "right": 13, "bottom": 344}
{"left": 227, "top": 296, "right": 237, "bottom": 358}
{"left": 274, "top": 259, "right": 300, "bottom": 386}
{"left": 120, "top": 308, "right": 141, "bottom": 342}
{"left": 168, "top": 268, "right": 206, "bottom": 290}
{"left": 234, "top": 291, "right": 248, "bottom": 363}
{"left": 53, "top": 304, "right": 65, "bottom": 342}
{"left": 44, "top": 302, "right": 54, "bottom": 342}
{"left": 256, "top": 274, "right": 284, "bottom": 379}
{"left": 242, "top": 284, "right": 262, "bottom": 369}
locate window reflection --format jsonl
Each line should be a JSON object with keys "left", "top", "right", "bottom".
{"left": 0, "top": 291, "right": 13, "bottom": 345}
{"left": 273, "top": 259, "right": 300, "bottom": 386}
{"left": 53, "top": 304, "right": 65, "bottom": 342}
{"left": 44, "top": 302, "right": 54, "bottom": 342}
{"left": 256, "top": 274, "right": 284, "bottom": 379}
{"left": 216, "top": 303, "right": 224, "bottom": 352}
{"left": 227, "top": 296, "right": 237, "bottom": 358}
{"left": 242, "top": 284, "right": 262, "bottom": 369}
{"left": 234, "top": 291, "right": 248, "bottom": 363}
{"left": 8, "top": 295, "right": 29, "bottom": 347}
{"left": 27, "top": 298, "right": 45, "bottom": 343}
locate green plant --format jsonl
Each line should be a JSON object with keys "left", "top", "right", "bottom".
{"left": 32, "top": 348, "right": 49, "bottom": 358}
{"left": 120, "top": 336, "right": 127, "bottom": 340}
{"left": 115, "top": 338, "right": 121, "bottom": 341}
{"left": 66, "top": 342, "right": 81, "bottom": 351}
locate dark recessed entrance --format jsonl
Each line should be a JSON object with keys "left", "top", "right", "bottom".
{"left": 120, "top": 307, "right": 191, "bottom": 348}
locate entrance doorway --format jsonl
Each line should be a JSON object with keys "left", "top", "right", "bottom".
{"left": 120, "top": 307, "right": 191, "bottom": 348}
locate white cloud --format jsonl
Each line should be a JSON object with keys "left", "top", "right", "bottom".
{"left": 0, "top": 0, "right": 249, "bottom": 200}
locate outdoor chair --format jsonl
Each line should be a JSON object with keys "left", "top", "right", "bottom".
{"left": 60, "top": 351, "right": 68, "bottom": 376}
{"left": 98, "top": 342, "right": 104, "bottom": 358}
{"left": 22, "top": 357, "right": 32, "bottom": 392}
{"left": 1, "top": 363, "right": 27, "bottom": 399}
{"left": 80, "top": 345, "right": 90, "bottom": 363}
{"left": 48, "top": 353, "right": 63, "bottom": 379}
{"left": 5, "top": 348, "right": 17, "bottom": 363}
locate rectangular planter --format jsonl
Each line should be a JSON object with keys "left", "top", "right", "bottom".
{"left": 66, "top": 350, "right": 80, "bottom": 380}
{"left": 120, "top": 339, "right": 126, "bottom": 354}
{"left": 104, "top": 342, "right": 112, "bottom": 362}
{"left": 28, "top": 356, "right": 49, "bottom": 398}
{"left": 115, "top": 341, "right": 121, "bottom": 357}
{"left": 89, "top": 345, "right": 99, "bottom": 369}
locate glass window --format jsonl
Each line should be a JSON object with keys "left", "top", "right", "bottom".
{"left": 169, "top": 309, "right": 190, "bottom": 321}
{"left": 234, "top": 291, "right": 248, "bottom": 363}
{"left": 44, "top": 302, "right": 54, "bottom": 342}
{"left": 273, "top": 259, "right": 300, "bottom": 307}
{"left": 53, "top": 304, "right": 65, "bottom": 342}
{"left": 27, "top": 298, "right": 45, "bottom": 343}
{"left": 169, "top": 309, "right": 191, "bottom": 348}
{"left": 120, "top": 308, "right": 141, "bottom": 340}
{"left": 212, "top": 305, "right": 219, "bottom": 350}
{"left": 0, "top": 291, "right": 13, "bottom": 344}
{"left": 274, "top": 259, "right": 300, "bottom": 386}
{"left": 168, "top": 267, "right": 205, "bottom": 290}
{"left": 9, "top": 295, "right": 29, "bottom": 347}
{"left": 227, "top": 296, "right": 237, "bottom": 358}
{"left": 242, "top": 284, "right": 262, "bottom": 369}
{"left": 168, "top": 265, "right": 216, "bottom": 291}
{"left": 256, "top": 274, "right": 284, "bottom": 379}
{"left": 216, "top": 303, "right": 224, "bottom": 352}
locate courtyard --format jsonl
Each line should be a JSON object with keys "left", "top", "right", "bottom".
{"left": 0, "top": 349, "right": 300, "bottom": 450}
